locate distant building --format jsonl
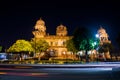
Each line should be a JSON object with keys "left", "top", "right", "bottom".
{"left": 32, "top": 18, "right": 73, "bottom": 59}
{"left": 97, "top": 27, "right": 111, "bottom": 59}
{"left": 97, "top": 27, "right": 111, "bottom": 45}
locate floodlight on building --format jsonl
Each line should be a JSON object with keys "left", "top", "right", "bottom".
{"left": 95, "top": 34, "right": 99, "bottom": 38}
{"left": 88, "top": 51, "right": 92, "bottom": 55}
{"left": 94, "top": 42, "right": 97, "bottom": 45}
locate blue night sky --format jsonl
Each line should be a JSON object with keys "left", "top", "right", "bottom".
{"left": 0, "top": 0, "right": 120, "bottom": 49}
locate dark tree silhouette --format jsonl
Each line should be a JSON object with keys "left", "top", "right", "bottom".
{"left": 73, "top": 27, "right": 95, "bottom": 62}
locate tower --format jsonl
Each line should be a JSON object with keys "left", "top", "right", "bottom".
{"left": 97, "top": 27, "right": 111, "bottom": 45}
{"left": 56, "top": 24, "right": 68, "bottom": 36}
{"left": 97, "top": 26, "right": 111, "bottom": 59}
{"left": 32, "top": 18, "right": 46, "bottom": 38}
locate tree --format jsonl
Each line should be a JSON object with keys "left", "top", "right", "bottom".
{"left": 98, "top": 43, "right": 113, "bottom": 60}
{"left": 0, "top": 46, "right": 2, "bottom": 52}
{"left": 30, "top": 39, "right": 49, "bottom": 53}
{"left": 7, "top": 39, "right": 34, "bottom": 53}
{"left": 7, "top": 39, "right": 34, "bottom": 60}
{"left": 66, "top": 39, "right": 78, "bottom": 53}
{"left": 73, "top": 27, "right": 95, "bottom": 62}
{"left": 0, "top": 44, "right": 5, "bottom": 52}
{"left": 30, "top": 39, "right": 49, "bottom": 60}
{"left": 98, "top": 43, "right": 112, "bottom": 53}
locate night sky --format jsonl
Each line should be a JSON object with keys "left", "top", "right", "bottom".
{"left": 0, "top": 0, "right": 120, "bottom": 49}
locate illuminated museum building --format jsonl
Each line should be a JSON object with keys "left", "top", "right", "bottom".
{"left": 32, "top": 19, "right": 73, "bottom": 59}
{"left": 32, "top": 19, "right": 111, "bottom": 59}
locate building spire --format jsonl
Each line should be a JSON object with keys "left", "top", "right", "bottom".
{"left": 100, "top": 25, "right": 103, "bottom": 29}
{"left": 40, "top": 17, "right": 42, "bottom": 20}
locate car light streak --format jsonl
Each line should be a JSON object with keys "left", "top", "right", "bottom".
{"left": 0, "top": 72, "right": 7, "bottom": 74}
{"left": 0, "top": 72, "right": 48, "bottom": 77}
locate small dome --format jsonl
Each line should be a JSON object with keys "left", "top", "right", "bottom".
{"left": 57, "top": 24, "right": 67, "bottom": 30}
{"left": 36, "top": 18, "right": 45, "bottom": 25}
{"left": 98, "top": 27, "right": 106, "bottom": 33}
{"left": 56, "top": 24, "right": 67, "bottom": 36}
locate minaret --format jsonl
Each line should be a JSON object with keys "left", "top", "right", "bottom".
{"left": 56, "top": 24, "right": 68, "bottom": 36}
{"left": 32, "top": 18, "right": 46, "bottom": 38}
{"left": 97, "top": 27, "right": 111, "bottom": 45}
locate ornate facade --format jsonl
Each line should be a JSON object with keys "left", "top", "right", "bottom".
{"left": 97, "top": 27, "right": 111, "bottom": 45}
{"left": 32, "top": 18, "right": 73, "bottom": 59}
{"left": 32, "top": 19, "right": 112, "bottom": 60}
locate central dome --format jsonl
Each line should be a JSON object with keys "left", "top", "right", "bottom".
{"left": 36, "top": 18, "right": 45, "bottom": 25}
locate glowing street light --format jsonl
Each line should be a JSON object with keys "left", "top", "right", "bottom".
{"left": 95, "top": 34, "right": 99, "bottom": 38}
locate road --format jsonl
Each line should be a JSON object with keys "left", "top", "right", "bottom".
{"left": 0, "top": 62, "right": 120, "bottom": 80}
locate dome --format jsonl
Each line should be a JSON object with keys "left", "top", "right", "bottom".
{"left": 98, "top": 27, "right": 106, "bottom": 33}
{"left": 36, "top": 18, "right": 45, "bottom": 25}
{"left": 56, "top": 24, "right": 67, "bottom": 36}
{"left": 57, "top": 24, "right": 67, "bottom": 30}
